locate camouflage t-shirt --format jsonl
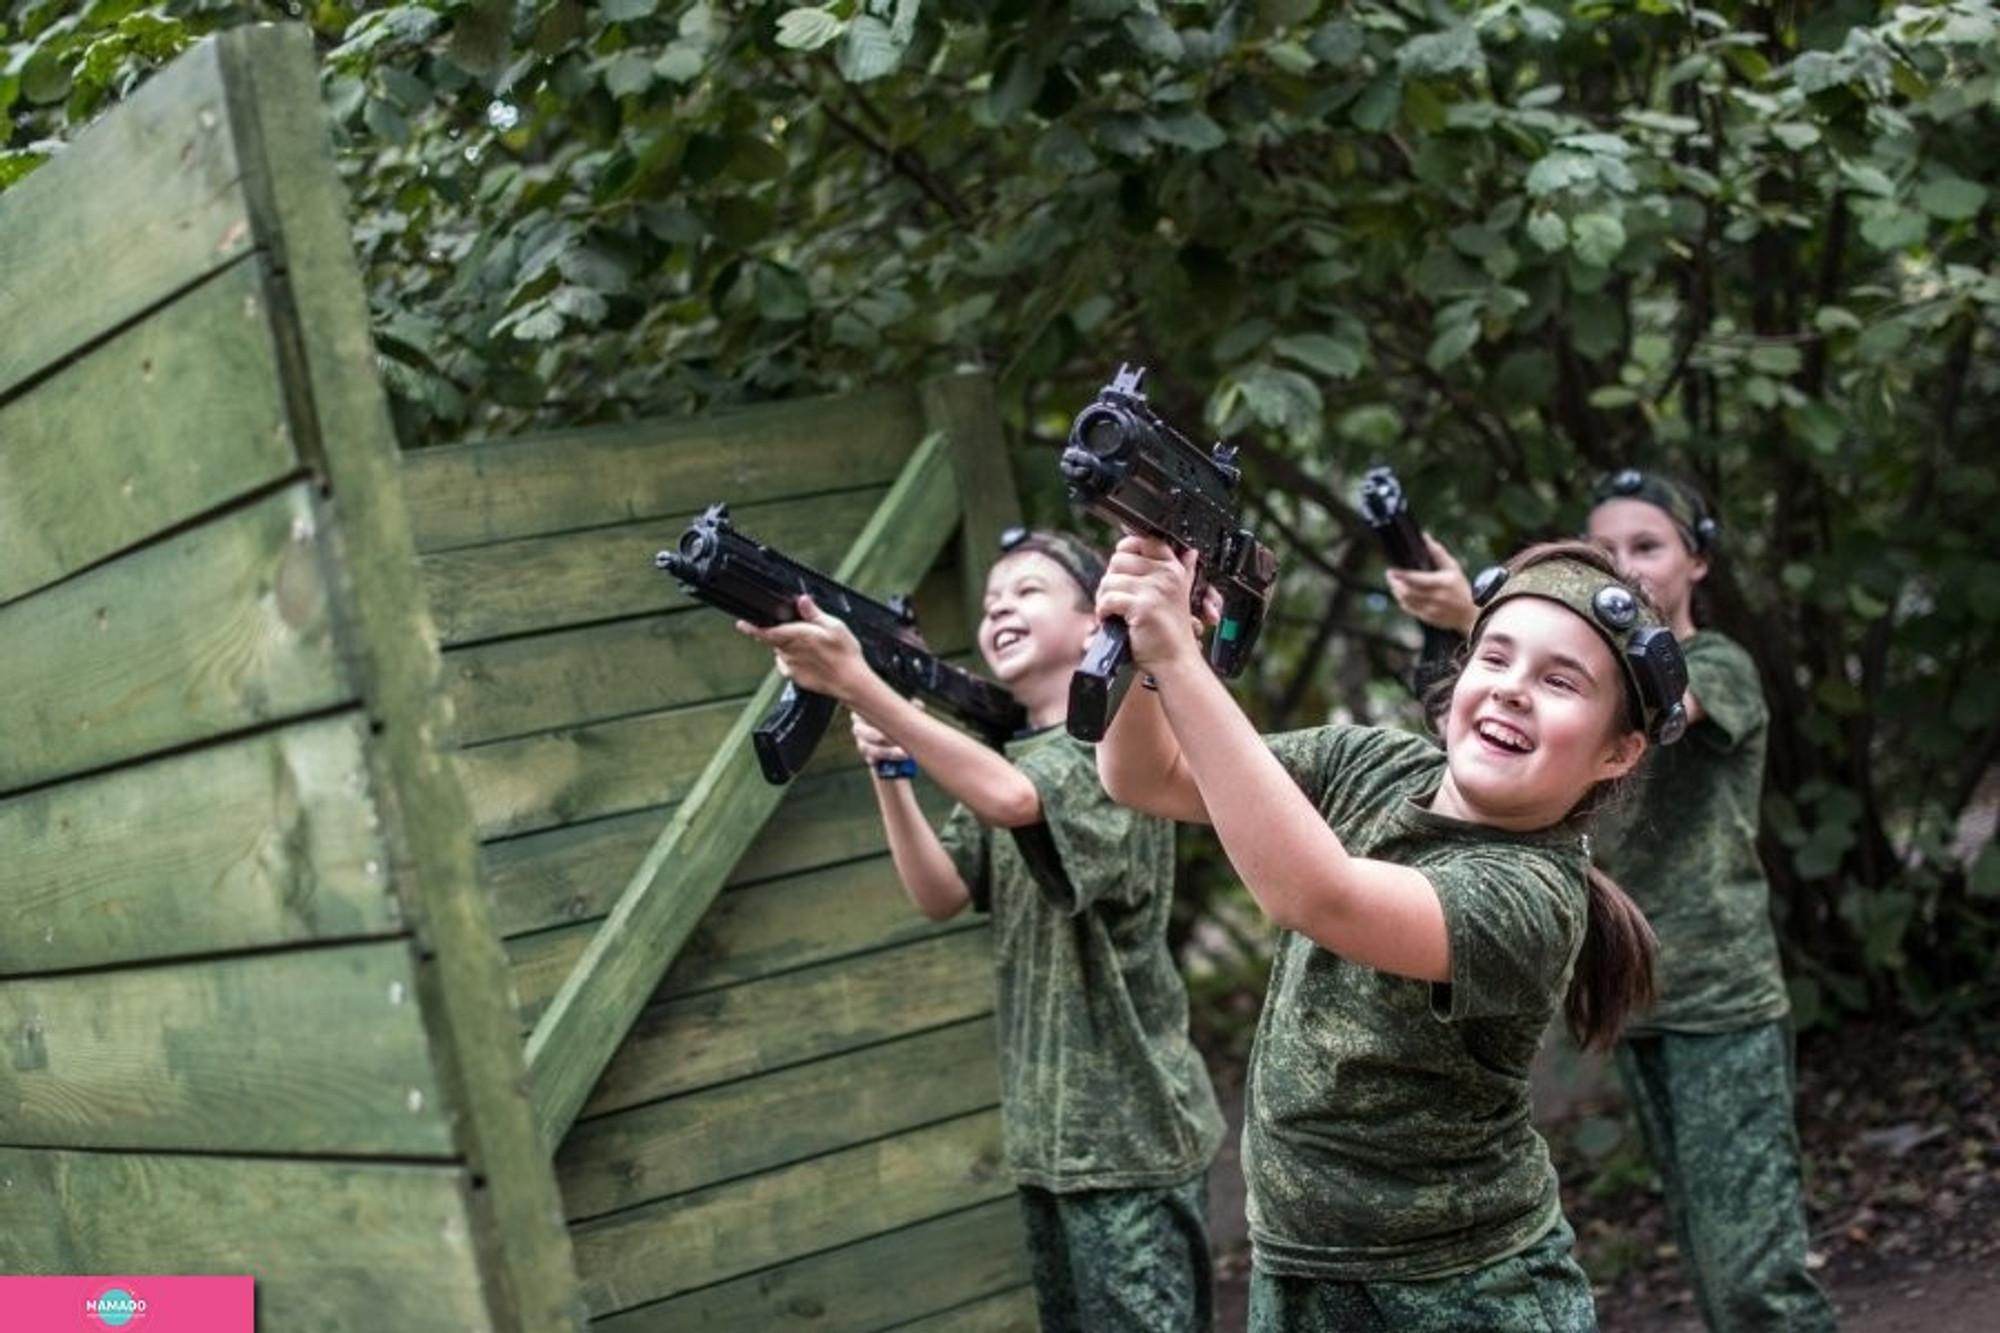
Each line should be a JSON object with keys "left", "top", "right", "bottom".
{"left": 939, "top": 726, "right": 1225, "bottom": 1192}
{"left": 1601, "top": 629, "right": 1790, "bottom": 1034}
{"left": 1246, "top": 725, "right": 1588, "bottom": 1281}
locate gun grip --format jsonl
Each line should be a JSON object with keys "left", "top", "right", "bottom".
{"left": 1066, "top": 618, "right": 1134, "bottom": 742}
{"left": 751, "top": 681, "right": 838, "bottom": 785}
{"left": 1208, "top": 587, "right": 1266, "bottom": 679}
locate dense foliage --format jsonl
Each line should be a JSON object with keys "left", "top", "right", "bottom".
{"left": 7, "top": 0, "right": 1996, "bottom": 1024}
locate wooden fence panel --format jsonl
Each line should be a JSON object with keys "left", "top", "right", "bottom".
{"left": 0, "top": 26, "right": 582, "bottom": 1329}
{"left": 408, "top": 374, "right": 1035, "bottom": 1326}
{"left": 0, "top": 1148, "right": 497, "bottom": 1333}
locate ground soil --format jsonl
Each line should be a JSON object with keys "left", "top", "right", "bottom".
{"left": 1204, "top": 1015, "right": 2000, "bottom": 1331}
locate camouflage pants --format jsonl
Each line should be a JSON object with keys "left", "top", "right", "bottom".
{"left": 1017, "top": 1174, "right": 1213, "bottom": 1333}
{"left": 1246, "top": 1217, "right": 1597, "bottom": 1332}
{"left": 1616, "top": 1023, "right": 1839, "bottom": 1332}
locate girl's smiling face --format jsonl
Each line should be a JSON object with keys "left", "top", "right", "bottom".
{"left": 1435, "top": 596, "right": 1646, "bottom": 830}
{"left": 1588, "top": 497, "right": 1707, "bottom": 638}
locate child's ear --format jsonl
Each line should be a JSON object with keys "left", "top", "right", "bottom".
{"left": 1600, "top": 731, "right": 1648, "bottom": 782}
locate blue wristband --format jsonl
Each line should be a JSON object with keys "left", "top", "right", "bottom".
{"left": 874, "top": 757, "right": 919, "bottom": 780}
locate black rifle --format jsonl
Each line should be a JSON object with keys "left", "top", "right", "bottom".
{"left": 656, "top": 503, "right": 1026, "bottom": 784}
{"left": 1356, "top": 465, "right": 1462, "bottom": 695}
{"left": 1059, "top": 364, "right": 1280, "bottom": 741}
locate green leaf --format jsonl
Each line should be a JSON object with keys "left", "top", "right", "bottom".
{"left": 775, "top": 8, "right": 843, "bottom": 53}
{"left": 838, "top": 16, "right": 904, "bottom": 82}
{"left": 1398, "top": 24, "right": 1482, "bottom": 77}
{"left": 1570, "top": 211, "right": 1626, "bottom": 267}
{"left": 1526, "top": 210, "right": 1568, "bottom": 252}
{"left": 1149, "top": 109, "right": 1227, "bottom": 152}
{"left": 1917, "top": 175, "right": 1986, "bottom": 222}
{"left": 604, "top": 50, "right": 654, "bottom": 98}
{"left": 1748, "top": 343, "right": 1802, "bottom": 376}
{"left": 1273, "top": 333, "right": 1364, "bottom": 381}
{"left": 1857, "top": 201, "right": 1926, "bottom": 251}
{"left": 1426, "top": 316, "right": 1481, "bottom": 371}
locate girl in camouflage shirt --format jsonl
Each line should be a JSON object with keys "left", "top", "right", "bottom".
{"left": 1099, "top": 537, "right": 1676, "bottom": 1331}
{"left": 1391, "top": 472, "right": 1837, "bottom": 1331}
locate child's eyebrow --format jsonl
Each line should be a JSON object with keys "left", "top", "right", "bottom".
{"left": 1481, "top": 629, "right": 1606, "bottom": 687}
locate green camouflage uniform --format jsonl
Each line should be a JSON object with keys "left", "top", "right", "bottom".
{"left": 940, "top": 726, "right": 1224, "bottom": 1332}
{"left": 1601, "top": 630, "right": 1837, "bottom": 1331}
{"left": 1240, "top": 724, "right": 1598, "bottom": 1331}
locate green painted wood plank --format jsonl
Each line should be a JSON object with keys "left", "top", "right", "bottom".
{"left": 454, "top": 700, "right": 738, "bottom": 841}
{"left": 0, "top": 39, "right": 255, "bottom": 399}
{"left": 556, "top": 1018, "right": 1001, "bottom": 1219}
{"left": 579, "top": 928, "right": 997, "bottom": 1119}
{"left": 589, "top": 1198, "right": 1030, "bottom": 1332}
{"left": 399, "top": 387, "right": 925, "bottom": 552}
{"left": 0, "top": 941, "right": 452, "bottom": 1155}
{"left": 214, "top": 26, "right": 583, "bottom": 1327}
{"left": 0, "top": 715, "right": 397, "bottom": 977}
{"left": 0, "top": 1147, "right": 498, "bottom": 1331}
{"left": 524, "top": 431, "right": 967, "bottom": 1147}
{"left": 923, "top": 373, "right": 1027, "bottom": 633}
{"left": 417, "top": 488, "right": 885, "bottom": 648}
{"left": 505, "top": 858, "right": 968, "bottom": 1025}
{"left": 894, "top": 1286, "right": 1041, "bottom": 1333}
{"left": 0, "top": 482, "right": 351, "bottom": 796}
{"left": 0, "top": 263, "right": 300, "bottom": 606}
{"left": 570, "top": 1111, "right": 1012, "bottom": 1315}
{"left": 478, "top": 765, "right": 953, "bottom": 940}
{"left": 438, "top": 571, "right": 972, "bottom": 749}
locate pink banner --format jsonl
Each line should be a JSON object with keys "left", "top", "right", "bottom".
{"left": 0, "top": 1276, "right": 253, "bottom": 1331}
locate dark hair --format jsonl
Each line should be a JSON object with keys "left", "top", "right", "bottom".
{"left": 1592, "top": 467, "right": 1719, "bottom": 555}
{"left": 1430, "top": 539, "right": 1661, "bottom": 1050}
{"left": 996, "top": 527, "right": 1106, "bottom": 609}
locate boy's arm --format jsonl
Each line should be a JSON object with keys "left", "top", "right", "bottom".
{"left": 741, "top": 597, "right": 1043, "bottom": 828}
{"left": 856, "top": 721, "right": 974, "bottom": 921}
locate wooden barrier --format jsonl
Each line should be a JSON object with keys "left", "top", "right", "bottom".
{"left": 1, "top": 22, "right": 1035, "bottom": 1331}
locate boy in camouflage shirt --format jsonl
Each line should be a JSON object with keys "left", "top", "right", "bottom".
{"left": 741, "top": 529, "right": 1223, "bottom": 1332}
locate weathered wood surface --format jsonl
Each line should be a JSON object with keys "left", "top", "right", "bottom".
{"left": 0, "top": 942, "right": 452, "bottom": 1154}
{"left": 398, "top": 385, "right": 925, "bottom": 551}
{"left": 570, "top": 1111, "right": 1011, "bottom": 1315}
{"left": 579, "top": 927, "right": 997, "bottom": 1119}
{"left": 224, "top": 27, "right": 586, "bottom": 1328}
{"left": 0, "top": 483, "right": 350, "bottom": 794}
{"left": 587, "top": 1197, "right": 1033, "bottom": 1332}
{"left": 0, "top": 1147, "right": 496, "bottom": 1331}
{"left": 401, "top": 371, "right": 1033, "bottom": 1324}
{"left": 521, "top": 427, "right": 967, "bottom": 1146}
{"left": 0, "top": 716, "right": 398, "bottom": 976}
{"left": 0, "top": 262, "right": 298, "bottom": 607}
{"left": 1, "top": 25, "right": 583, "bottom": 1330}
{"left": 0, "top": 38, "right": 256, "bottom": 399}
{"left": 555, "top": 1017, "right": 1002, "bottom": 1219}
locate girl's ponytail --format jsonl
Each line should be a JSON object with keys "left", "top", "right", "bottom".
{"left": 1567, "top": 866, "right": 1657, "bottom": 1051}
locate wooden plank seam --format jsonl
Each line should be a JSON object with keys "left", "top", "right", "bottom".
{"left": 525, "top": 429, "right": 963, "bottom": 1150}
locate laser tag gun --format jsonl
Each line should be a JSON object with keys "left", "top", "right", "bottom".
{"left": 655, "top": 503, "right": 1027, "bottom": 784}
{"left": 1059, "top": 364, "right": 1280, "bottom": 742}
{"left": 1356, "top": 464, "right": 1462, "bottom": 695}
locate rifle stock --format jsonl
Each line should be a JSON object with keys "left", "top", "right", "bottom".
{"left": 1059, "top": 364, "right": 1279, "bottom": 741}
{"left": 656, "top": 503, "right": 1026, "bottom": 783}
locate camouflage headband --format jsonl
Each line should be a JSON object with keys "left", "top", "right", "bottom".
{"left": 998, "top": 526, "right": 1107, "bottom": 600}
{"left": 1592, "top": 468, "right": 1718, "bottom": 553}
{"left": 1470, "top": 555, "right": 1690, "bottom": 744}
